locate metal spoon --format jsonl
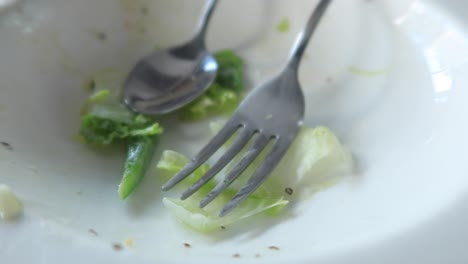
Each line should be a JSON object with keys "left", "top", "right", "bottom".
{"left": 124, "top": 0, "right": 219, "bottom": 115}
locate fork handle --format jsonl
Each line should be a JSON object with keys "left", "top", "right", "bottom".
{"left": 287, "top": 0, "right": 332, "bottom": 70}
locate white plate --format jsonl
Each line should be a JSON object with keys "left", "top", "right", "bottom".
{"left": 1, "top": 0, "right": 468, "bottom": 263}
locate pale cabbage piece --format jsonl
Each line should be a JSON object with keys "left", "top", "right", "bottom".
{"left": 162, "top": 196, "right": 288, "bottom": 233}
{"left": 156, "top": 126, "right": 354, "bottom": 233}
{"left": 157, "top": 151, "right": 288, "bottom": 232}
{"left": 268, "top": 126, "right": 354, "bottom": 197}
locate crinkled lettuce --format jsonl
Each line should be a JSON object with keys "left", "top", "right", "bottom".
{"left": 156, "top": 126, "right": 353, "bottom": 233}
{"left": 80, "top": 102, "right": 161, "bottom": 145}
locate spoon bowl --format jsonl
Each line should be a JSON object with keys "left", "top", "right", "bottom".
{"left": 123, "top": 0, "right": 218, "bottom": 115}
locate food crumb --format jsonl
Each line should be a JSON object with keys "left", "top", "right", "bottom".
{"left": 232, "top": 253, "right": 240, "bottom": 258}
{"left": 0, "top": 184, "right": 22, "bottom": 220}
{"left": 88, "top": 228, "right": 98, "bottom": 236}
{"left": 268, "top": 246, "right": 280, "bottom": 251}
{"left": 183, "top": 243, "right": 191, "bottom": 248}
{"left": 284, "top": 187, "right": 294, "bottom": 195}
{"left": 112, "top": 243, "right": 123, "bottom": 251}
{"left": 124, "top": 237, "right": 135, "bottom": 247}
{"left": 89, "top": 29, "right": 107, "bottom": 42}
{"left": 276, "top": 18, "right": 290, "bottom": 33}
{"left": 1, "top": 141, "right": 13, "bottom": 151}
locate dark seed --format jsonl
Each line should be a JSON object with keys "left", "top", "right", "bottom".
{"left": 284, "top": 187, "right": 293, "bottom": 195}
{"left": 268, "top": 246, "right": 280, "bottom": 250}
{"left": 112, "top": 243, "right": 123, "bottom": 251}
{"left": 97, "top": 32, "right": 107, "bottom": 41}
{"left": 88, "top": 228, "right": 98, "bottom": 236}
{"left": 1, "top": 141, "right": 13, "bottom": 151}
{"left": 86, "top": 79, "right": 96, "bottom": 92}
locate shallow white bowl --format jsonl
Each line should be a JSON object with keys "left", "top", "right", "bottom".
{"left": 1, "top": 0, "right": 468, "bottom": 263}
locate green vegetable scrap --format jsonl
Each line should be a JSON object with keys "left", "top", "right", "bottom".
{"left": 119, "top": 136, "right": 159, "bottom": 199}
{"left": 80, "top": 103, "right": 161, "bottom": 145}
{"left": 79, "top": 70, "right": 162, "bottom": 199}
{"left": 179, "top": 50, "right": 245, "bottom": 120}
{"left": 213, "top": 50, "right": 244, "bottom": 92}
{"left": 276, "top": 18, "right": 290, "bottom": 33}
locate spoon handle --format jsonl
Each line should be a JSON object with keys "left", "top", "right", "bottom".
{"left": 287, "top": 0, "right": 332, "bottom": 71}
{"left": 196, "top": 0, "right": 219, "bottom": 41}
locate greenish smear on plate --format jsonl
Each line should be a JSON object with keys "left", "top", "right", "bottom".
{"left": 348, "top": 66, "right": 386, "bottom": 77}
{"left": 276, "top": 18, "right": 290, "bottom": 33}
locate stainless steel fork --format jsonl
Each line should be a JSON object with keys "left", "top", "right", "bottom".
{"left": 162, "top": 0, "right": 332, "bottom": 217}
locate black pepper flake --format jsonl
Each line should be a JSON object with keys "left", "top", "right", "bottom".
{"left": 232, "top": 253, "right": 240, "bottom": 258}
{"left": 112, "top": 243, "right": 123, "bottom": 251}
{"left": 86, "top": 79, "right": 96, "bottom": 92}
{"left": 97, "top": 32, "right": 107, "bottom": 41}
{"left": 140, "top": 6, "right": 149, "bottom": 15}
{"left": 1, "top": 141, "right": 13, "bottom": 151}
{"left": 88, "top": 228, "right": 98, "bottom": 236}
{"left": 183, "top": 243, "right": 191, "bottom": 248}
{"left": 268, "top": 246, "right": 280, "bottom": 251}
{"left": 284, "top": 187, "right": 294, "bottom": 195}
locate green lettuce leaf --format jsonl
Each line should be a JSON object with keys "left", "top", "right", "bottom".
{"left": 213, "top": 50, "right": 244, "bottom": 93}
{"left": 80, "top": 102, "right": 162, "bottom": 145}
{"left": 79, "top": 69, "right": 162, "bottom": 199}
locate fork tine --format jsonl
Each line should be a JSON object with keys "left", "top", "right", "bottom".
{"left": 219, "top": 139, "right": 289, "bottom": 217}
{"left": 180, "top": 127, "right": 254, "bottom": 200}
{"left": 199, "top": 134, "right": 270, "bottom": 208}
{"left": 161, "top": 119, "right": 240, "bottom": 191}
